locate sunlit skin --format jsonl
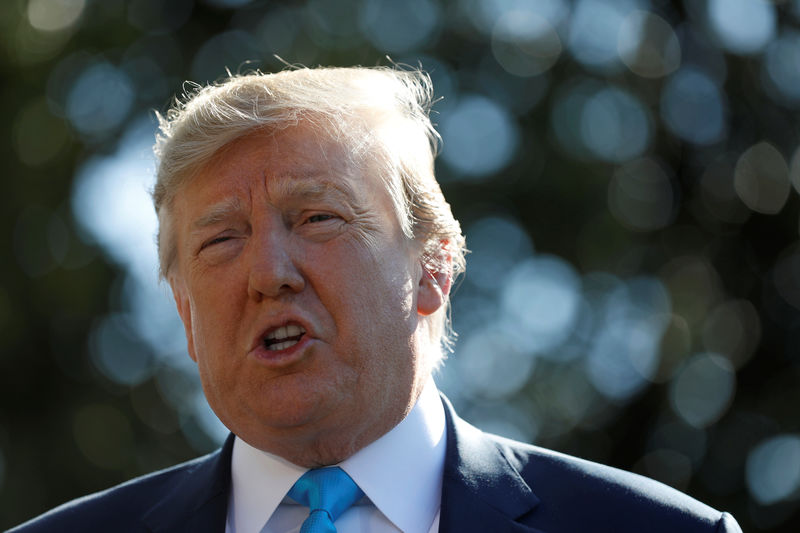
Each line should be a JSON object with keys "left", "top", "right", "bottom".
{"left": 168, "top": 123, "right": 449, "bottom": 467}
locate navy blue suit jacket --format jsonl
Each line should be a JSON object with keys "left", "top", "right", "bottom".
{"left": 8, "top": 397, "right": 741, "bottom": 532}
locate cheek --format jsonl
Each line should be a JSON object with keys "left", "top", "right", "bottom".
{"left": 349, "top": 261, "right": 418, "bottom": 350}
{"left": 331, "top": 243, "right": 415, "bottom": 314}
{"left": 188, "top": 287, "right": 244, "bottom": 360}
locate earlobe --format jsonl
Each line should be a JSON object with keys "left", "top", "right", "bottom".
{"left": 169, "top": 276, "right": 198, "bottom": 362}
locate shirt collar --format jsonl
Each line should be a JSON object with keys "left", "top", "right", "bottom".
{"left": 229, "top": 434, "right": 305, "bottom": 533}
{"left": 228, "top": 377, "right": 446, "bottom": 533}
{"left": 340, "top": 377, "right": 446, "bottom": 533}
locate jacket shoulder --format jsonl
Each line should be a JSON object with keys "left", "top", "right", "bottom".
{"left": 488, "top": 433, "right": 739, "bottom": 532}
{"left": 7, "top": 451, "right": 220, "bottom": 533}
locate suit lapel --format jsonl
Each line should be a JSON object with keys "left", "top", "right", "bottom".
{"left": 438, "top": 396, "right": 548, "bottom": 533}
{"left": 141, "top": 434, "right": 235, "bottom": 533}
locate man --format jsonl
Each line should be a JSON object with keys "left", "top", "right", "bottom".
{"left": 10, "top": 67, "right": 742, "bottom": 532}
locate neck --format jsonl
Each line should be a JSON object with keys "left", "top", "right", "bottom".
{"left": 251, "top": 377, "right": 429, "bottom": 468}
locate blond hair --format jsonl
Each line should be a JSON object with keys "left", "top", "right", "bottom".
{"left": 153, "top": 66, "right": 466, "bottom": 360}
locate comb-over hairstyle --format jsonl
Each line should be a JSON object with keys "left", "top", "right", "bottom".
{"left": 153, "top": 66, "right": 466, "bottom": 361}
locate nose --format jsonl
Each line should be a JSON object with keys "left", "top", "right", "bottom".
{"left": 246, "top": 229, "right": 305, "bottom": 301}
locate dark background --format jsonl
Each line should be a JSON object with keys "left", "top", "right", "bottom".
{"left": 3, "top": 0, "right": 800, "bottom": 531}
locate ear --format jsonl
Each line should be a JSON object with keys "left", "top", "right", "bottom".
{"left": 169, "top": 276, "right": 198, "bottom": 363}
{"left": 417, "top": 242, "right": 453, "bottom": 317}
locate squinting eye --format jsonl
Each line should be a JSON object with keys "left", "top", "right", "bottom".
{"left": 307, "top": 214, "right": 335, "bottom": 223}
{"left": 202, "top": 236, "right": 231, "bottom": 249}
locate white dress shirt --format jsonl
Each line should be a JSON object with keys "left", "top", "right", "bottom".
{"left": 225, "top": 378, "right": 447, "bottom": 533}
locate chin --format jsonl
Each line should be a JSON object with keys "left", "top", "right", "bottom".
{"left": 239, "top": 394, "right": 337, "bottom": 434}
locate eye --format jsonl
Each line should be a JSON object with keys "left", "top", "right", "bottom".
{"left": 306, "top": 213, "right": 336, "bottom": 223}
{"left": 200, "top": 235, "right": 231, "bottom": 250}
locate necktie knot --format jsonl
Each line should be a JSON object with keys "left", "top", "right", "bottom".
{"left": 289, "top": 467, "right": 364, "bottom": 532}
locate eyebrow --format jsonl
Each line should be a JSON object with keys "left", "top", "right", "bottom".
{"left": 191, "top": 197, "right": 244, "bottom": 230}
{"left": 270, "top": 171, "right": 360, "bottom": 208}
{"left": 189, "top": 172, "right": 361, "bottom": 232}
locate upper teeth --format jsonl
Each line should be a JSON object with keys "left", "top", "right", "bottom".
{"left": 266, "top": 324, "right": 305, "bottom": 341}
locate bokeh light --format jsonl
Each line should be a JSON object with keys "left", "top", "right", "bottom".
{"left": 669, "top": 353, "right": 735, "bottom": 428}
{"left": 567, "top": 0, "right": 647, "bottom": 73}
{"left": 660, "top": 66, "right": 726, "bottom": 146}
{"left": 580, "top": 86, "right": 651, "bottom": 162}
{"left": 65, "top": 61, "right": 134, "bottom": 138}
{"left": 585, "top": 277, "right": 670, "bottom": 401}
{"left": 456, "top": 326, "right": 537, "bottom": 399}
{"left": 501, "top": 256, "right": 582, "bottom": 354}
{"left": 27, "top": 0, "right": 86, "bottom": 32}
{"left": 707, "top": 0, "right": 776, "bottom": 55}
{"left": 746, "top": 434, "right": 800, "bottom": 506}
{"left": 439, "top": 94, "right": 519, "bottom": 178}
{"left": 701, "top": 299, "right": 761, "bottom": 369}
{"left": 465, "top": 0, "right": 570, "bottom": 37}
{"left": 491, "top": 9, "right": 562, "bottom": 77}
{"left": 734, "top": 141, "right": 790, "bottom": 215}
{"left": 551, "top": 79, "right": 651, "bottom": 162}
{"left": 618, "top": 10, "right": 681, "bottom": 78}
{"left": 761, "top": 30, "right": 800, "bottom": 107}
{"left": 359, "top": 0, "right": 440, "bottom": 54}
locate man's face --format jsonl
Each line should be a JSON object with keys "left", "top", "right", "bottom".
{"left": 168, "top": 124, "right": 444, "bottom": 466}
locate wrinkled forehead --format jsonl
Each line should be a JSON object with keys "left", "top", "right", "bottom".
{"left": 212, "top": 133, "right": 364, "bottom": 200}
{"left": 172, "top": 121, "right": 397, "bottom": 220}
{"left": 188, "top": 116, "right": 385, "bottom": 193}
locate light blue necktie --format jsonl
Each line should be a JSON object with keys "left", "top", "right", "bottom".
{"left": 288, "top": 467, "right": 364, "bottom": 533}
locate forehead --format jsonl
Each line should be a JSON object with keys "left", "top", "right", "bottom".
{"left": 172, "top": 123, "right": 397, "bottom": 225}
{"left": 182, "top": 125, "right": 364, "bottom": 200}
{"left": 211, "top": 124, "right": 354, "bottom": 180}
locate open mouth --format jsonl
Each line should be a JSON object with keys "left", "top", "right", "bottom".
{"left": 263, "top": 324, "right": 306, "bottom": 351}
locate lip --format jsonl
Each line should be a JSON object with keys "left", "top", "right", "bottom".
{"left": 249, "top": 334, "right": 314, "bottom": 367}
{"left": 248, "top": 317, "right": 315, "bottom": 368}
